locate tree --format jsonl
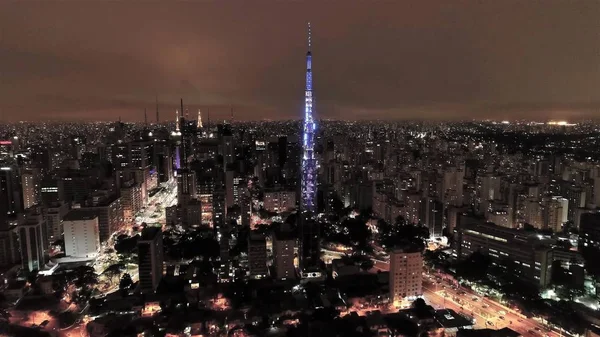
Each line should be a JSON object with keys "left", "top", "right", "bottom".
{"left": 455, "top": 251, "right": 490, "bottom": 281}
{"left": 73, "top": 266, "right": 98, "bottom": 289}
{"left": 103, "top": 263, "right": 126, "bottom": 286}
{"left": 119, "top": 273, "right": 133, "bottom": 297}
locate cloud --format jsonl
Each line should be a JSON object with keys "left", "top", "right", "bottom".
{"left": 1, "top": 1, "right": 599, "bottom": 121}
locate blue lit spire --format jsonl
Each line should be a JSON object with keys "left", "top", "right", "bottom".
{"left": 301, "top": 21, "right": 317, "bottom": 214}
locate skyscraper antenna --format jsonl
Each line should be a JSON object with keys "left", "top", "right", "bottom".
{"left": 230, "top": 106, "right": 234, "bottom": 123}
{"left": 207, "top": 108, "right": 210, "bottom": 126}
{"left": 307, "top": 22, "right": 311, "bottom": 51}
{"left": 197, "top": 109, "right": 203, "bottom": 129}
{"left": 144, "top": 108, "right": 147, "bottom": 126}
{"left": 180, "top": 98, "right": 184, "bottom": 120}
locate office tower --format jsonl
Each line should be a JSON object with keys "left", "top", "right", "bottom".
{"left": 43, "top": 202, "right": 69, "bottom": 244}
{"left": 138, "top": 227, "right": 164, "bottom": 293}
{"left": 19, "top": 215, "right": 45, "bottom": 271}
{"left": 221, "top": 128, "right": 234, "bottom": 168}
{"left": 79, "top": 194, "right": 122, "bottom": 242}
{"left": 240, "top": 193, "right": 251, "bottom": 227}
{"left": 272, "top": 223, "right": 296, "bottom": 280}
{"left": 248, "top": 231, "right": 268, "bottom": 279}
{"left": 300, "top": 22, "right": 317, "bottom": 214}
{"left": 0, "top": 224, "right": 20, "bottom": 267}
{"left": 129, "top": 140, "right": 154, "bottom": 170}
{"left": 442, "top": 166, "right": 464, "bottom": 207}
{"left": 40, "top": 177, "right": 62, "bottom": 206}
{"left": 153, "top": 141, "right": 173, "bottom": 183}
{"left": 177, "top": 169, "right": 197, "bottom": 206}
{"left": 420, "top": 197, "right": 443, "bottom": 237}
{"left": 389, "top": 247, "right": 423, "bottom": 307}
{"left": 225, "top": 170, "right": 235, "bottom": 208}
{"left": 524, "top": 199, "right": 543, "bottom": 229}
{"left": 63, "top": 210, "right": 100, "bottom": 258}
{"left": 21, "top": 170, "right": 37, "bottom": 209}
{"left": 120, "top": 179, "right": 142, "bottom": 223}
{"left": 454, "top": 220, "right": 583, "bottom": 288}
{"left": 480, "top": 174, "right": 500, "bottom": 212}
{"left": 299, "top": 216, "right": 320, "bottom": 277}
{"left": 213, "top": 170, "right": 226, "bottom": 234}
{"left": 541, "top": 197, "right": 567, "bottom": 232}
{"left": 0, "top": 165, "right": 21, "bottom": 219}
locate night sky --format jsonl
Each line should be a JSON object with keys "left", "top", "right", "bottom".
{"left": 1, "top": 1, "right": 599, "bottom": 122}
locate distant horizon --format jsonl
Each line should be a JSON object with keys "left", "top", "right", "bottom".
{"left": 3, "top": 115, "right": 600, "bottom": 124}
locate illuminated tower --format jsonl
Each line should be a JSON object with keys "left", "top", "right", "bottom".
{"left": 197, "top": 110, "right": 203, "bottom": 129}
{"left": 171, "top": 110, "right": 182, "bottom": 171}
{"left": 299, "top": 22, "right": 321, "bottom": 278}
{"left": 301, "top": 22, "right": 317, "bottom": 214}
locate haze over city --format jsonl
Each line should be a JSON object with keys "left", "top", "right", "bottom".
{"left": 2, "top": 2, "right": 600, "bottom": 337}
{"left": 2, "top": 1, "right": 600, "bottom": 122}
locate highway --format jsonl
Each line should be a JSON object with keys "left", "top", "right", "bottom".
{"left": 136, "top": 178, "right": 178, "bottom": 230}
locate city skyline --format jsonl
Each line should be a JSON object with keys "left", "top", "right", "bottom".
{"left": 2, "top": 1, "right": 600, "bottom": 122}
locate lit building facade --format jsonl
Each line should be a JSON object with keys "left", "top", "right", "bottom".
{"left": 389, "top": 248, "right": 423, "bottom": 307}
{"left": 63, "top": 210, "right": 100, "bottom": 259}
{"left": 248, "top": 231, "right": 268, "bottom": 279}
{"left": 263, "top": 190, "right": 296, "bottom": 213}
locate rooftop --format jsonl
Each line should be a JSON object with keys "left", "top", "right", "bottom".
{"left": 63, "top": 209, "right": 98, "bottom": 221}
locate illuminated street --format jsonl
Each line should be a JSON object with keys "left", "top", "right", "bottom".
{"left": 371, "top": 258, "right": 567, "bottom": 336}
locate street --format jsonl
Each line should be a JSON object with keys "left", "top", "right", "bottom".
{"left": 372, "top": 259, "right": 563, "bottom": 336}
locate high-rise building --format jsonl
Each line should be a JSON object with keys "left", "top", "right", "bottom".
{"left": 544, "top": 196, "right": 568, "bottom": 232}
{"left": 79, "top": 194, "right": 122, "bottom": 242}
{"left": 263, "top": 190, "right": 296, "bottom": 213}
{"left": 299, "top": 23, "right": 321, "bottom": 277}
{"left": 272, "top": 224, "right": 296, "bottom": 280}
{"left": 389, "top": 247, "right": 423, "bottom": 307}
{"left": 120, "top": 180, "right": 143, "bottom": 223}
{"left": 43, "top": 202, "right": 69, "bottom": 244}
{"left": 0, "top": 221, "right": 20, "bottom": 268}
{"left": 21, "top": 170, "right": 38, "bottom": 210}
{"left": 19, "top": 215, "right": 45, "bottom": 272}
{"left": 248, "top": 231, "right": 268, "bottom": 279}
{"left": 221, "top": 129, "right": 234, "bottom": 168}
{"left": 63, "top": 210, "right": 100, "bottom": 259}
{"left": 420, "top": 197, "right": 443, "bottom": 237}
{"left": 0, "top": 165, "right": 21, "bottom": 220}
{"left": 40, "top": 177, "right": 62, "bottom": 206}
{"left": 177, "top": 169, "right": 197, "bottom": 206}
{"left": 138, "top": 227, "right": 164, "bottom": 293}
